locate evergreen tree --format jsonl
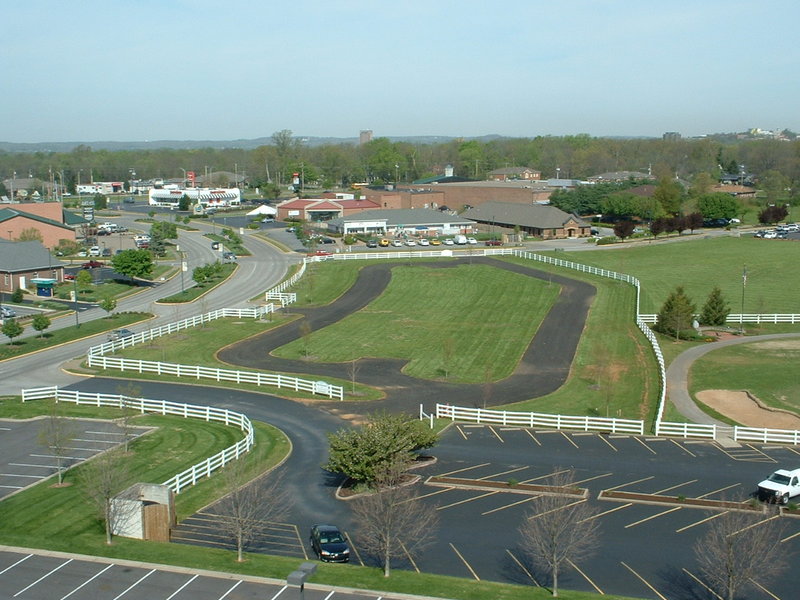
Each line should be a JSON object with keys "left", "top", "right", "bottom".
{"left": 699, "top": 287, "right": 730, "bottom": 326}
{"left": 655, "top": 286, "right": 696, "bottom": 340}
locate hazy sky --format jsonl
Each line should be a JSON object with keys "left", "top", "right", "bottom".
{"left": 4, "top": 0, "right": 798, "bottom": 143}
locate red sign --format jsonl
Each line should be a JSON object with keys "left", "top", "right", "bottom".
{"left": 187, "top": 171, "right": 196, "bottom": 181}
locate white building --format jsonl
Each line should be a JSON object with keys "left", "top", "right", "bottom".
{"left": 148, "top": 187, "right": 241, "bottom": 209}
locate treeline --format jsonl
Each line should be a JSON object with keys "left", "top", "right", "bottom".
{"left": 2, "top": 131, "right": 799, "bottom": 197}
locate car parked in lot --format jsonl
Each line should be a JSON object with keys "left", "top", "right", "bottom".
{"left": 404, "top": 239, "right": 416, "bottom": 246}
{"left": 366, "top": 239, "right": 378, "bottom": 248}
{"left": 309, "top": 524, "right": 349, "bottom": 562}
{"left": 443, "top": 238, "right": 455, "bottom": 245}
{"left": 430, "top": 238, "right": 441, "bottom": 246}
{"left": 466, "top": 237, "right": 478, "bottom": 245}
{"left": 391, "top": 239, "right": 403, "bottom": 247}
{"left": 485, "top": 239, "right": 503, "bottom": 246}
{"left": 379, "top": 238, "right": 390, "bottom": 247}
{"left": 82, "top": 260, "right": 104, "bottom": 269}
{"left": 418, "top": 238, "right": 430, "bottom": 246}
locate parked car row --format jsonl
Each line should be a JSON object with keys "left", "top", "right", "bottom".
{"left": 754, "top": 224, "right": 799, "bottom": 239}
{"left": 366, "top": 236, "right": 481, "bottom": 248}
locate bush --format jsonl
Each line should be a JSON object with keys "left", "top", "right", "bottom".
{"left": 596, "top": 236, "right": 617, "bottom": 246}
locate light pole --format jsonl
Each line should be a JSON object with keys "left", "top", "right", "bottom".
{"left": 73, "top": 277, "right": 80, "bottom": 328}
{"left": 177, "top": 245, "right": 186, "bottom": 293}
{"left": 739, "top": 265, "right": 747, "bottom": 335}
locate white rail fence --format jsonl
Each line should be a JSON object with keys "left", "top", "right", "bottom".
{"left": 436, "top": 403, "right": 644, "bottom": 435}
{"left": 86, "top": 304, "right": 344, "bottom": 401}
{"left": 21, "top": 386, "right": 253, "bottom": 494}
{"left": 639, "top": 313, "right": 800, "bottom": 324}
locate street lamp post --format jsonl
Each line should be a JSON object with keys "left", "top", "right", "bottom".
{"left": 739, "top": 265, "right": 747, "bottom": 335}
{"left": 73, "top": 277, "right": 80, "bottom": 328}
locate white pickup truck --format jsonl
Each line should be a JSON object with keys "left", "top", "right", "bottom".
{"left": 757, "top": 468, "right": 800, "bottom": 504}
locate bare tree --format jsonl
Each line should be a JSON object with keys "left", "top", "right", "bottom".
{"left": 348, "top": 354, "right": 361, "bottom": 394}
{"left": 518, "top": 470, "right": 600, "bottom": 597}
{"left": 37, "top": 402, "right": 77, "bottom": 485}
{"left": 351, "top": 460, "right": 439, "bottom": 577}
{"left": 80, "top": 449, "right": 131, "bottom": 544}
{"left": 215, "top": 459, "right": 292, "bottom": 562}
{"left": 693, "top": 510, "right": 788, "bottom": 600}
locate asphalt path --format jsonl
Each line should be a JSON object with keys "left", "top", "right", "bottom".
{"left": 218, "top": 257, "right": 595, "bottom": 415}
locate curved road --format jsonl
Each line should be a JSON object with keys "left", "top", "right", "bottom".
{"left": 218, "top": 256, "right": 596, "bottom": 415}
{"left": 666, "top": 331, "right": 800, "bottom": 425}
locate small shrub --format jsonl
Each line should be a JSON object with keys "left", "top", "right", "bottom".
{"left": 507, "top": 478, "right": 519, "bottom": 488}
{"left": 676, "top": 494, "right": 686, "bottom": 502}
{"left": 596, "top": 236, "right": 617, "bottom": 246}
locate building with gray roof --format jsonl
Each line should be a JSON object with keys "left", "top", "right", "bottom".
{"left": 462, "top": 202, "right": 590, "bottom": 239}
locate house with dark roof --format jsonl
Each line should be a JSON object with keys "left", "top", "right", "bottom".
{"left": 488, "top": 167, "right": 541, "bottom": 181}
{"left": 462, "top": 202, "right": 590, "bottom": 239}
{"left": 587, "top": 171, "right": 654, "bottom": 183}
{"left": 326, "top": 208, "right": 475, "bottom": 237}
{"left": 0, "top": 239, "right": 66, "bottom": 295}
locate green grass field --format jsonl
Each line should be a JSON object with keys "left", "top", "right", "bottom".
{"left": 689, "top": 338, "right": 800, "bottom": 415}
{"left": 274, "top": 264, "right": 559, "bottom": 383}
{"left": 541, "top": 236, "right": 800, "bottom": 314}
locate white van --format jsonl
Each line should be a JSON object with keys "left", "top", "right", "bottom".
{"left": 89, "top": 246, "right": 102, "bottom": 256}
{"left": 454, "top": 234, "right": 468, "bottom": 245}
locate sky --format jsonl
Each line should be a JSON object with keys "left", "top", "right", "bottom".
{"left": 3, "top": 0, "right": 799, "bottom": 143}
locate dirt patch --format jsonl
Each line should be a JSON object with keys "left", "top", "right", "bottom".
{"left": 696, "top": 389, "right": 800, "bottom": 429}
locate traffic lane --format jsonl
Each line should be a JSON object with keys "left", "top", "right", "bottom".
{"left": 0, "top": 549, "right": 405, "bottom": 600}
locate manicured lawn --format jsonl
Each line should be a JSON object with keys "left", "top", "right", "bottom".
{"left": 540, "top": 236, "right": 800, "bottom": 314}
{"left": 689, "top": 338, "right": 800, "bottom": 414}
{"left": 272, "top": 263, "right": 560, "bottom": 383}
{"left": 500, "top": 256, "right": 659, "bottom": 422}
{"left": 0, "top": 312, "right": 151, "bottom": 361}
{"left": 0, "top": 399, "right": 289, "bottom": 545}
{"left": 101, "top": 316, "right": 384, "bottom": 401}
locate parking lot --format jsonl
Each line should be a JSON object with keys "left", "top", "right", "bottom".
{"left": 175, "top": 424, "right": 800, "bottom": 600}
{"left": 0, "top": 419, "right": 147, "bottom": 500}
{"left": 0, "top": 549, "right": 411, "bottom": 600}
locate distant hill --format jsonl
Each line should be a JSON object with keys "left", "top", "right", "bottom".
{"left": 0, "top": 134, "right": 510, "bottom": 153}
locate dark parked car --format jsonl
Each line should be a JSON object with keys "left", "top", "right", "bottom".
{"left": 320, "top": 237, "right": 335, "bottom": 244}
{"left": 81, "top": 260, "right": 104, "bottom": 269}
{"left": 366, "top": 239, "right": 378, "bottom": 248}
{"left": 309, "top": 524, "right": 349, "bottom": 562}
{"left": 484, "top": 239, "right": 503, "bottom": 246}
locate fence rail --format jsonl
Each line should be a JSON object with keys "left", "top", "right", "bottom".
{"left": 734, "top": 426, "right": 800, "bottom": 445}
{"left": 436, "top": 403, "right": 644, "bottom": 435}
{"left": 639, "top": 313, "right": 800, "bottom": 324}
{"left": 655, "top": 421, "right": 717, "bottom": 439}
{"left": 86, "top": 304, "right": 344, "bottom": 400}
{"left": 21, "top": 386, "right": 253, "bottom": 494}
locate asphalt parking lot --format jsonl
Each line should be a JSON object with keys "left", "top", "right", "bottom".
{"left": 0, "top": 548, "right": 412, "bottom": 600}
{"left": 172, "top": 423, "right": 800, "bottom": 600}
{"left": 0, "top": 418, "right": 147, "bottom": 500}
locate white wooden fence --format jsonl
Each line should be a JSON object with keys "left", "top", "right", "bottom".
{"left": 436, "top": 403, "right": 644, "bottom": 435}
{"left": 21, "top": 386, "right": 253, "bottom": 494}
{"left": 639, "top": 313, "right": 800, "bottom": 324}
{"left": 86, "top": 305, "right": 344, "bottom": 400}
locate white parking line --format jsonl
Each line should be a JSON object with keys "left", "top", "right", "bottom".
{"left": 682, "top": 568, "right": 722, "bottom": 599}
{"left": 449, "top": 543, "right": 480, "bottom": 580}
{"left": 1, "top": 473, "right": 47, "bottom": 478}
{"left": 0, "top": 554, "right": 31, "bottom": 575}
{"left": 8, "top": 463, "right": 56, "bottom": 468}
{"left": 481, "top": 495, "right": 539, "bottom": 515}
{"left": 676, "top": 511, "right": 728, "bottom": 533}
{"left": 621, "top": 561, "right": 668, "bottom": 600}
{"left": 60, "top": 563, "right": 114, "bottom": 600}
{"left": 112, "top": 568, "right": 154, "bottom": 600}
{"left": 267, "top": 585, "right": 288, "bottom": 599}
{"left": 477, "top": 465, "right": 528, "bottom": 480}
{"left": 625, "top": 506, "right": 682, "bottom": 528}
{"left": 13, "top": 558, "right": 72, "bottom": 597}
{"left": 567, "top": 558, "right": 603, "bottom": 594}
{"left": 218, "top": 580, "right": 242, "bottom": 599}
{"left": 164, "top": 574, "right": 198, "bottom": 600}
{"left": 505, "top": 549, "right": 539, "bottom": 585}
{"left": 438, "top": 463, "right": 490, "bottom": 477}
{"left": 603, "top": 476, "right": 654, "bottom": 492}
{"left": 0, "top": 485, "right": 24, "bottom": 489}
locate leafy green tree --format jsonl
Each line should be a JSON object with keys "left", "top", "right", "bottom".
{"left": 655, "top": 286, "right": 696, "bottom": 340}
{"left": 697, "top": 192, "right": 739, "bottom": 220}
{"left": 111, "top": 249, "right": 153, "bottom": 283}
{"left": 688, "top": 172, "right": 715, "bottom": 198}
{"left": 760, "top": 170, "right": 788, "bottom": 204}
{"left": 653, "top": 176, "right": 684, "bottom": 215}
{"left": 1, "top": 318, "right": 24, "bottom": 344}
{"left": 93, "top": 194, "right": 108, "bottom": 210}
{"left": 76, "top": 269, "right": 93, "bottom": 287}
{"left": 324, "top": 412, "right": 438, "bottom": 485}
{"left": 600, "top": 192, "right": 641, "bottom": 220}
{"left": 31, "top": 313, "right": 51, "bottom": 338}
{"left": 99, "top": 297, "right": 117, "bottom": 316}
{"left": 699, "top": 287, "right": 730, "bottom": 326}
